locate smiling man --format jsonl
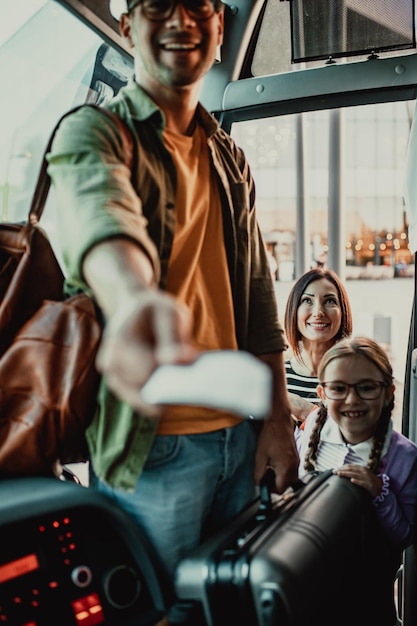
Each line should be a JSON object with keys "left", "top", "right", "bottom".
{"left": 47, "top": 1, "right": 298, "bottom": 623}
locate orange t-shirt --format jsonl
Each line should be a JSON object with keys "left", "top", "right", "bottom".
{"left": 158, "top": 125, "right": 241, "bottom": 434}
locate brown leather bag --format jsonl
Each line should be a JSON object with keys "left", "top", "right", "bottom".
{"left": 0, "top": 105, "right": 131, "bottom": 477}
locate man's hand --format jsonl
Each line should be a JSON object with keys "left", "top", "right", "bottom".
{"left": 83, "top": 239, "right": 197, "bottom": 414}
{"left": 255, "top": 352, "right": 300, "bottom": 493}
{"left": 255, "top": 416, "right": 299, "bottom": 494}
{"left": 288, "top": 392, "right": 316, "bottom": 423}
{"left": 97, "top": 290, "right": 198, "bottom": 414}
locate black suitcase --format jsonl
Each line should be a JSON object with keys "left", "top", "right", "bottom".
{"left": 174, "top": 469, "right": 398, "bottom": 626}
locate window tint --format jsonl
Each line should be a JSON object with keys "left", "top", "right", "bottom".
{"left": 1, "top": 1, "right": 101, "bottom": 226}
{"left": 251, "top": 0, "right": 417, "bottom": 77}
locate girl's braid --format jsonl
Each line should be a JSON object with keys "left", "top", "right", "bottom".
{"left": 367, "top": 400, "right": 394, "bottom": 474}
{"left": 303, "top": 403, "right": 328, "bottom": 472}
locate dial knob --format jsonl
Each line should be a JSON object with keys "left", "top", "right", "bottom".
{"left": 103, "top": 565, "right": 141, "bottom": 609}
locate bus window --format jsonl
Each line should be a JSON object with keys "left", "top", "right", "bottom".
{"left": 231, "top": 100, "right": 414, "bottom": 428}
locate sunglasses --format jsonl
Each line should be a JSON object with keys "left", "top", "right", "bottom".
{"left": 128, "top": 0, "right": 220, "bottom": 22}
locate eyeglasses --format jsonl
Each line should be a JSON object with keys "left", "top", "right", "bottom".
{"left": 320, "top": 380, "right": 387, "bottom": 400}
{"left": 128, "top": 0, "right": 219, "bottom": 21}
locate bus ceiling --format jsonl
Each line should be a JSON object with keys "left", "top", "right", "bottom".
{"left": 55, "top": 0, "right": 417, "bottom": 123}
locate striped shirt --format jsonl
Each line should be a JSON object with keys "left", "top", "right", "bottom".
{"left": 285, "top": 359, "right": 321, "bottom": 405}
{"left": 313, "top": 440, "right": 366, "bottom": 471}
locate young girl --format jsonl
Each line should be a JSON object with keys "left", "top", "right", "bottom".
{"left": 297, "top": 336, "right": 417, "bottom": 625}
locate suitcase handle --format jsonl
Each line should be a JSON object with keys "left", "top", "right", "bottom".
{"left": 258, "top": 469, "right": 331, "bottom": 521}
{"left": 259, "top": 467, "right": 308, "bottom": 504}
{"left": 257, "top": 467, "right": 276, "bottom": 519}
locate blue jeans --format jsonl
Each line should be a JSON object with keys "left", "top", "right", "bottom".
{"left": 89, "top": 420, "right": 257, "bottom": 580}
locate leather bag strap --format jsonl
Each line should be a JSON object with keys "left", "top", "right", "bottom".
{"left": 29, "top": 104, "right": 133, "bottom": 225}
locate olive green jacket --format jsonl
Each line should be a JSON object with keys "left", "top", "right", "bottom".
{"left": 47, "top": 80, "right": 286, "bottom": 491}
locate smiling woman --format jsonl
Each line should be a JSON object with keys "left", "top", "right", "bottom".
{"left": 283, "top": 267, "right": 353, "bottom": 420}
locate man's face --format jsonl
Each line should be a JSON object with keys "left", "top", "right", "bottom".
{"left": 120, "top": 1, "right": 224, "bottom": 92}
